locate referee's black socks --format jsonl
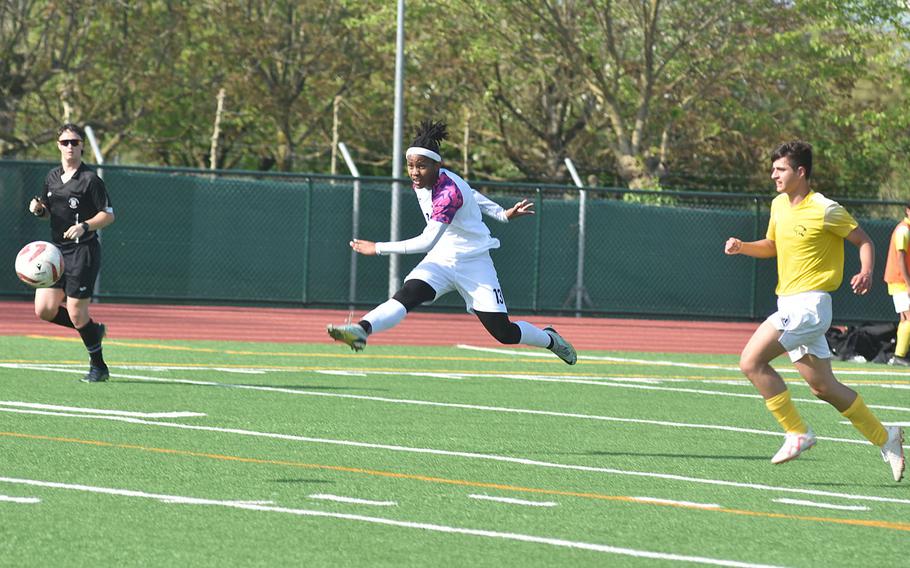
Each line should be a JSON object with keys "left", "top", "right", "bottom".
{"left": 77, "top": 320, "right": 107, "bottom": 368}
{"left": 50, "top": 307, "right": 76, "bottom": 329}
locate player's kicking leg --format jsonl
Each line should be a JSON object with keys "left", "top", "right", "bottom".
{"left": 327, "top": 280, "right": 436, "bottom": 352}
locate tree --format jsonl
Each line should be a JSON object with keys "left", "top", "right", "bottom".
{"left": 201, "top": 0, "right": 368, "bottom": 172}
{"left": 454, "top": 1, "right": 598, "bottom": 181}
{"left": 0, "top": 1, "right": 96, "bottom": 155}
{"left": 508, "top": 1, "right": 788, "bottom": 189}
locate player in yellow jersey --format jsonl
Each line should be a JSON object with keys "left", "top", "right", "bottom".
{"left": 724, "top": 141, "right": 904, "bottom": 481}
{"left": 883, "top": 203, "right": 910, "bottom": 366}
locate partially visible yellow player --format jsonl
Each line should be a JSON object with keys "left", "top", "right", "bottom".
{"left": 883, "top": 202, "right": 910, "bottom": 366}
{"left": 725, "top": 140, "right": 904, "bottom": 481}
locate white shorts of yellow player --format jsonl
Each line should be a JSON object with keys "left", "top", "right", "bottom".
{"left": 405, "top": 251, "right": 508, "bottom": 314}
{"left": 768, "top": 290, "right": 833, "bottom": 363}
{"left": 892, "top": 291, "right": 910, "bottom": 313}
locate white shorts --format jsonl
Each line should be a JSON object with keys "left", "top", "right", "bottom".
{"left": 405, "top": 252, "right": 507, "bottom": 314}
{"left": 768, "top": 291, "right": 833, "bottom": 362}
{"left": 893, "top": 291, "right": 910, "bottom": 313}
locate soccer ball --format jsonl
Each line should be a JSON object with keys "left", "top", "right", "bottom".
{"left": 15, "top": 241, "right": 64, "bottom": 288}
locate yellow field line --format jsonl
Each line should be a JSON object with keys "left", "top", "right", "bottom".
{"left": 15, "top": 334, "right": 910, "bottom": 384}
{"left": 3, "top": 431, "right": 909, "bottom": 533}
{"left": 24, "top": 335, "right": 558, "bottom": 361}
{"left": 26, "top": 334, "right": 734, "bottom": 368}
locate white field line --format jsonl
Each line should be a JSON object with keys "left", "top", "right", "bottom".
{"left": 840, "top": 421, "right": 910, "bottom": 427}
{"left": 158, "top": 497, "right": 278, "bottom": 506}
{"left": 4, "top": 406, "right": 910, "bottom": 507}
{"left": 0, "top": 378, "right": 884, "bottom": 446}
{"left": 112, "top": 366, "right": 266, "bottom": 375}
{"left": 468, "top": 494, "right": 558, "bottom": 507}
{"left": 4, "top": 365, "right": 909, "bottom": 446}
{"left": 0, "top": 476, "right": 782, "bottom": 568}
{"left": 309, "top": 494, "right": 397, "bottom": 506}
{"left": 0, "top": 401, "right": 204, "bottom": 419}
{"left": 0, "top": 495, "right": 40, "bottom": 504}
{"left": 424, "top": 372, "right": 910, "bottom": 414}
{"left": 0, "top": 361, "right": 831, "bottom": 387}
{"left": 0, "top": 363, "right": 278, "bottom": 374}
{"left": 6, "top": 363, "right": 910, "bottom": 417}
{"left": 456, "top": 344, "right": 910, "bottom": 380}
{"left": 772, "top": 498, "right": 870, "bottom": 512}
{"left": 631, "top": 497, "right": 721, "bottom": 510}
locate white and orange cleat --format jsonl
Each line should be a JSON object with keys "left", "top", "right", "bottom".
{"left": 881, "top": 426, "right": 905, "bottom": 482}
{"left": 771, "top": 428, "right": 816, "bottom": 464}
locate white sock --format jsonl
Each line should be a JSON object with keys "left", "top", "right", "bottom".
{"left": 362, "top": 299, "right": 408, "bottom": 334}
{"left": 516, "top": 321, "right": 551, "bottom": 348}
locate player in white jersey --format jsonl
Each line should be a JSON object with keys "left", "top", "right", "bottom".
{"left": 327, "top": 120, "right": 576, "bottom": 364}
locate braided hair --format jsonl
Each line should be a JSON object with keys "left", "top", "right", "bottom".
{"left": 411, "top": 120, "right": 448, "bottom": 155}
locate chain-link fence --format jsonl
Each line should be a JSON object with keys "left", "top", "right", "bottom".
{"left": 1, "top": 159, "right": 903, "bottom": 323}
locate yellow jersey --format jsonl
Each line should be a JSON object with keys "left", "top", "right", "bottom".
{"left": 885, "top": 219, "right": 910, "bottom": 294}
{"left": 766, "top": 191, "right": 857, "bottom": 295}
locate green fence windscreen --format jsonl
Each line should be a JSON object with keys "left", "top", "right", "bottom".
{"left": 0, "top": 160, "right": 901, "bottom": 323}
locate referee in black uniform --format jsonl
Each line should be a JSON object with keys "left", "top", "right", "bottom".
{"left": 28, "top": 123, "right": 115, "bottom": 383}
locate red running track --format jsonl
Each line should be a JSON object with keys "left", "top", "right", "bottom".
{"left": 0, "top": 300, "right": 757, "bottom": 355}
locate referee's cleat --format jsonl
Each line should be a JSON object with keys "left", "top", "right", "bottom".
{"left": 544, "top": 326, "right": 577, "bottom": 365}
{"left": 80, "top": 365, "right": 110, "bottom": 383}
{"left": 327, "top": 323, "right": 368, "bottom": 352}
{"left": 881, "top": 426, "right": 905, "bottom": 482}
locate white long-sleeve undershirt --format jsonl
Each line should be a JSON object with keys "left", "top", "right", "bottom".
{"left": 473, "top": 190, "right": 509, "bottom": 223}
{"left": 374, "top": 220, "right": 448, "bottom": 255}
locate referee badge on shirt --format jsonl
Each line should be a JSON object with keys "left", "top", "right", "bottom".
{"left": 68, "top": 197, "right": 79, "bottom": 209}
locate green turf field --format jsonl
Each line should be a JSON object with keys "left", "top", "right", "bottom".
{"left": 1, "top": 334, "right": 908, "bottom": 567}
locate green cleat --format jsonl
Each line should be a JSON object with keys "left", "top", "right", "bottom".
{"left": 327, "top": 323, "right": 368, "bottom": 352}
{"left": 544, "top": 326, "right": 577, "bottom": 365}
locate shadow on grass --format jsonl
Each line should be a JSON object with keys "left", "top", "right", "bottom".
{"left": 567, "top": 450, "right": 770, "bottom": 461}
{"left": 803, "top": 481, "right": 900, "bottom": 488}
{"left": 111, "top": 380, "right": 384, "bottom": 392}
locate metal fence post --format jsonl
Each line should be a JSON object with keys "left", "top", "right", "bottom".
{"left": 84, "top": 125, "right": 105, "bottom": 301}
{"left": 564, "top": 158, "right": 587, "bottom": 315}
{"left": 338, "top": 143, "right": 361, "bottom": 308}
{"left": 532, "top": 187, "right": 542, "bottom": 313}
{"left": 750, "top": 196, "right": 761, "bottom": 319}
{"left": 302, "top": 177, "right": 313, "bottom": 304}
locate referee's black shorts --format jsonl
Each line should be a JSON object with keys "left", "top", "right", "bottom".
{"left": 53, "top": 238, "right": 101, "bottom": 299}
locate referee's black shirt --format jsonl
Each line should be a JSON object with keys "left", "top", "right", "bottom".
{"left": 42, "top": 163, "right": 113, "bottom": 246}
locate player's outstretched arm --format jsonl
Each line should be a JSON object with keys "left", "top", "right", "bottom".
{"left": 350, "top": 239, "right": 377, "bottom": 256}
{"left": 724, "top": 237, "right": 776, "bottom": 258}
{"left": 504, "top": 199, "right": 535, "bottom": 220}
{"left": 370, "top": 221, "right": 449, "bottom": 256}
{"left": 474, "top": 189, "right": 509, "bottom": 223}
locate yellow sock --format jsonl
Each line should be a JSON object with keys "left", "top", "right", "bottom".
{"left": 764, "top": 390, "right": 807, "bottom": 434}
{"left": 841, "top": 395, "right": 888, "bottom": 446}
{"left": 897, "top": 321, "right": 910, "bottom": 358}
